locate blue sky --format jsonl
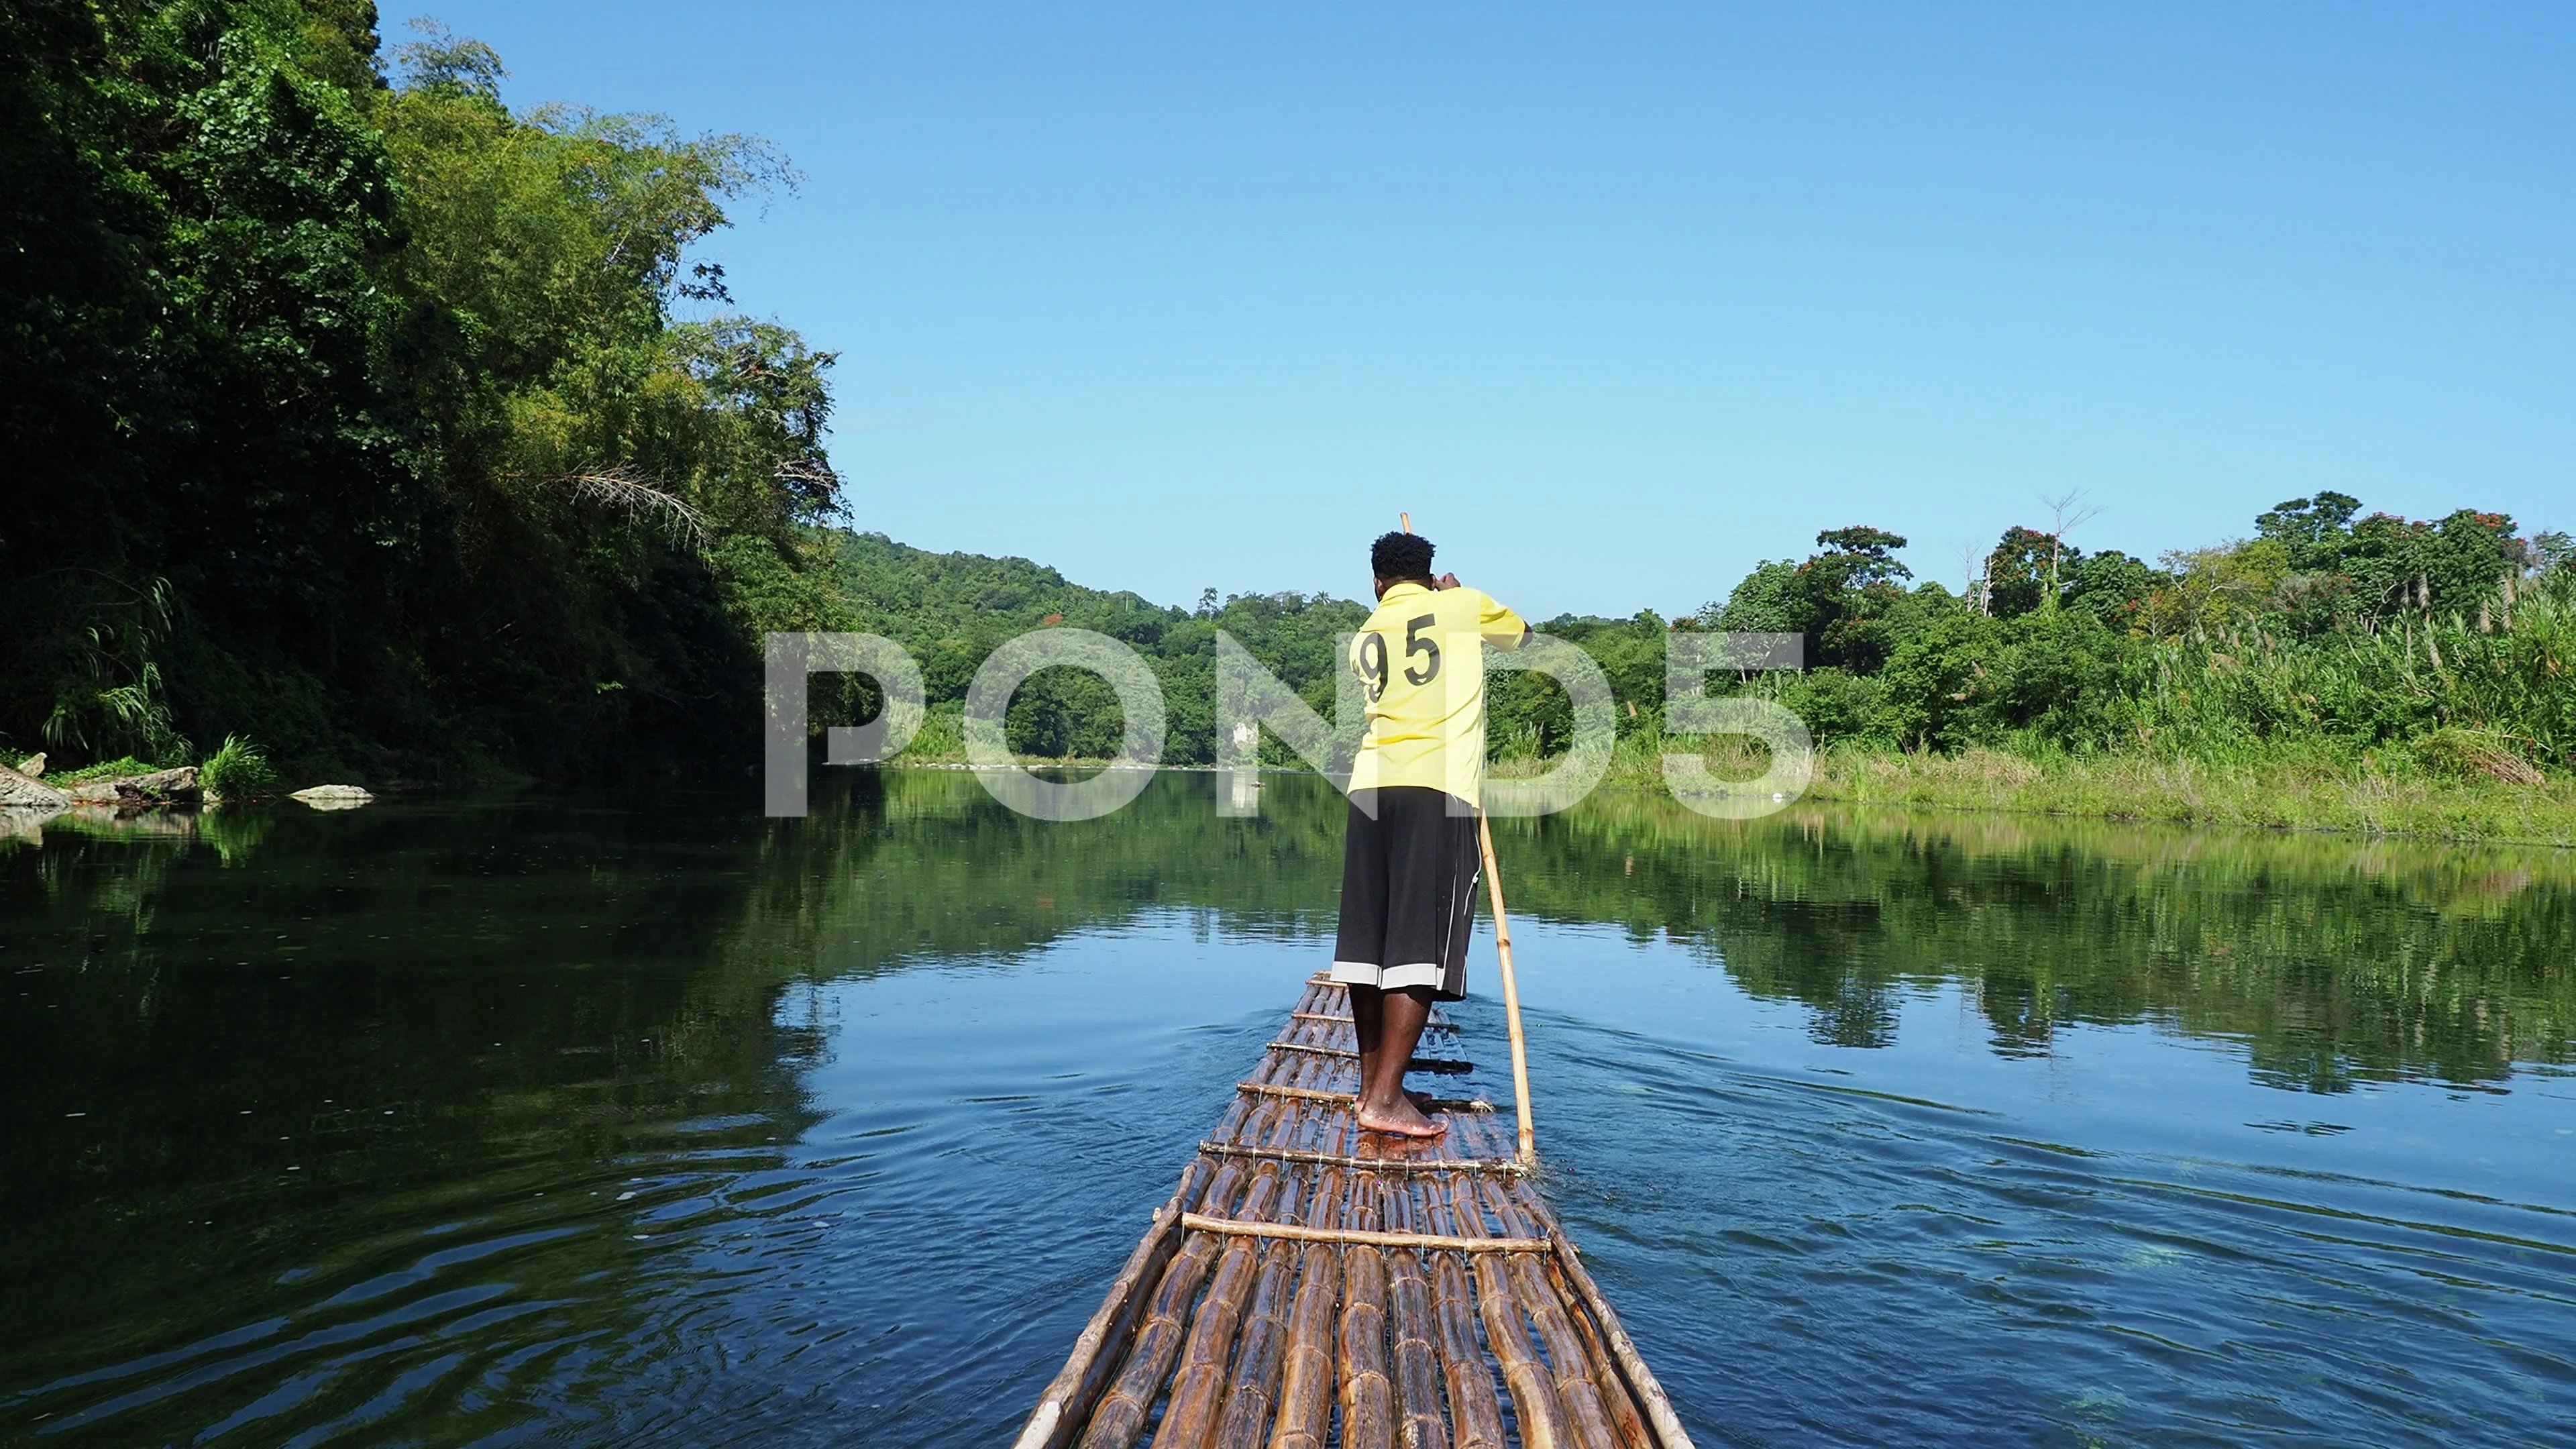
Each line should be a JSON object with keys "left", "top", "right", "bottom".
{"left": 417, "top": 3, "right": 2573, "bottom": 620}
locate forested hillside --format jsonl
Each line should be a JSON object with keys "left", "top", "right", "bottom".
{"left": 4, "top": 3, "right": 851, "bottom": 780}
{"left": 833, "top": 532, "right": 1365, "bottom": 765}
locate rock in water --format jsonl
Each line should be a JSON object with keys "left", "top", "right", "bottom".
{"left": 0, "top": 807, "right": 52, "bottom": 843}
{"left": 65, "top": 767, "right": 199, "bottom": 807}
{"left": 129, "top": 766, "right": 198, "bottom": 798}
{"left": 0, "top": 767, "right": 68, "bottom": 810}
{"left": 291, "top": 784, "right": 375, "bottom": 810}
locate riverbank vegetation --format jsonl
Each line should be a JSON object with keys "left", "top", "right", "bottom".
{"left": 1562, "top": 495, "right": 2576, "bottom": 841}
{"left": 5, "top": 3, "right": 850, "bottom": 782}
{"left": 8, "top": 6, "right": 2568, "bottom": 843}
{"left": 849, "top": 496, "right": 2575, "bottom": 842}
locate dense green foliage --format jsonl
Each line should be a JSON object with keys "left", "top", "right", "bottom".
{"left": 8, "top": 6, "right": 2563, "bottom": 800}
{"left": 1696, "top": 496, "right": 2575, "bottom": 777}
{"left": 3, "top": 3, "right": 849, "bottom": 780}
{"left": 835, "top": 492, "right": 2571, "bottom": 791}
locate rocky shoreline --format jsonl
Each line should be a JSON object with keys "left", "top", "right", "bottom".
{"left": 0, "top": 761, "right": 199, "bottom": 811}
{"left": 0, "top": 760, "right": 374, "bottom": 842}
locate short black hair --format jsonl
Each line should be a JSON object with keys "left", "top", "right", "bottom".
{"left": 1371, "top": 531, "right": 1436, "bottom": 580}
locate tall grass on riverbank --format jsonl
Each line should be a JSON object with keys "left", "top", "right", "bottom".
{"left": 1549, "top": 733, "right": 2576, "bottom": 847}
{"left": 1802, "top": 745, "right": 2576, "bottom": 845}
{"left": 2133, "top": 565, "right": 2575, "bottom": 773}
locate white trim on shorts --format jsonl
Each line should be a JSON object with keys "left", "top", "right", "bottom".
{"left": 1328, "top": 960, "right": 1449, "bottom": 993}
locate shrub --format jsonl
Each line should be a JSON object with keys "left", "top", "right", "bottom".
{"left": 200, "top": 735, "right": 278, "bottom": 802}
{"left": 1984, "top": 610, "right": 2146, "bottom": 749}
{"left": 47, "top": 756, "right": 160, "bottom": 786}
{"left": 1874, "top": 613, "right": 2002, "bottom": 751}
{"left": 1774, "top": 667, "right": 1889, "bottom": 747}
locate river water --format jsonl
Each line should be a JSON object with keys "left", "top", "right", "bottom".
{"left": 3, "top": 771, "right": 2569, "bottom": 1446}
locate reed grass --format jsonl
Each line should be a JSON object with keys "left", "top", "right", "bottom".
{"left": 198, "top": 734, "right": 278, "bottom": 802}
{"left": 1546, "top": 729, "right": 2576, "bottom": 846}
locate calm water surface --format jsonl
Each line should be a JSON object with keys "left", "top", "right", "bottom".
{"left": 3, "top": 771, "right": 2570, "bottom": 1446}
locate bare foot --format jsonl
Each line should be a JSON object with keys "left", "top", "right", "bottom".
{"left": 1356, "top": 1095, "right": 1447, "bottom": 1139}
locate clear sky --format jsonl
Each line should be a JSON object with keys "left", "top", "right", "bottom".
{"left": 416, "top": 3, "right": 2573, "bottom": 620}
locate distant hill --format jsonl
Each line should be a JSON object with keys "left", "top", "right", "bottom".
{"left": 830, "top": 531, "right": 1373, "bottom": 763}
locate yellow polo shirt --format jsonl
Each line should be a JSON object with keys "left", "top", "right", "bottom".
{"left": 1346, "top": 582, "right": 1529, "bottom": 807}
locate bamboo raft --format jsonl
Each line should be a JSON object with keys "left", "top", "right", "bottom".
{"left": 1012, "top": 969, "right": 1697, "bottom": 1448}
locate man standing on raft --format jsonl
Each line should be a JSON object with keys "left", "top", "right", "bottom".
{"left": 1334, "top": 529, "right": 1532, "bottom": 1138}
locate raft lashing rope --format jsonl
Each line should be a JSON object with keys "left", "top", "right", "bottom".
{"left": 1013, "top": 975, "right": 1697, "bottom": 1449}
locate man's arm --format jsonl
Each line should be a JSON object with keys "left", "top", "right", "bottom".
{"left": 1438, "top": 576, "right": 1535, "bottom": 649}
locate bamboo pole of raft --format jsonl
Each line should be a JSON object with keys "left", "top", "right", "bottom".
{"left": 1381, "top": 1179, "right": 1451, "bottom": 1449}
{"left": 1447, "top": 1174, "right": 1571, "bottom": 1447}
{"left": 1542, "top": 1252, "right": 1659, "bottom": 1449}
{"left": 1155, "top": 1136, "right": 1299, "bottom": 1446}
{"left": 1193, "top": 1141, "right": 1527, "bottom": 1176}
{"left": 1472, "top": 1153, "right": 1670, "bottom": 1449}
{"left": 1075, "top": 1101, "right": 1288, "bottom": 1448}
{"left": 1480, "top": 1178, "right": 1624, "bottom": 1449}
{"left": 1073, "top": 1162, "right": 1246, "bottom": 1449}
{"left": 1475, "top": 808, "right": 1539, "bottom": 1169}
{"left": 1519, "top": 1193, "right": 1699, "bottom": 1449}
{"left": 1207, "top": 1234, "right": 1299, "bottom": 1447}
{"left": 1263, "top": 1167, "right": 1343, "bottom": 1449}
{"left": 1336, "top": 1178, "right": 1396, "bottom": 1448}
{"left": 1012, "top": 1159, "right": 1212, "bottom": 1449}
{"left": 1426, "top": 1182, "right": 1511, "bottom": 1449}
{"left": 1179, "top": 1214, "right": 1551, "bottom": 1254}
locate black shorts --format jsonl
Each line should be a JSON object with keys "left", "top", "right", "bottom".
{"left": 1330, "top": 786, "right": 1481, "bottom": 1002}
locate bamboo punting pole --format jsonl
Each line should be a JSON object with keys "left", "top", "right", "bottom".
{"left": 1480, "top": 1179, "right": 1623, "bottom": 1449}
{"left": 1264, "top": 1167, "right": 1344, "bottom": 1449}
{"left": 1473, "top": 809, "right": 1538, "bottom": 1168}
{"left": 1450, "top": 1176, "right": 1571, "bottom": 1448}
{"left": 1381, "top": 1181, "right": 1452, "bottom": 1449}
{"left": 1013, "top": 1159, "right": 1213, "bottom": 1449}
{"left": 1336, "top": 1180, "right": 1397, "bottom": 1449}
{"left": 1517, "top": 1195, "right": 1698, "bottom": 1449}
